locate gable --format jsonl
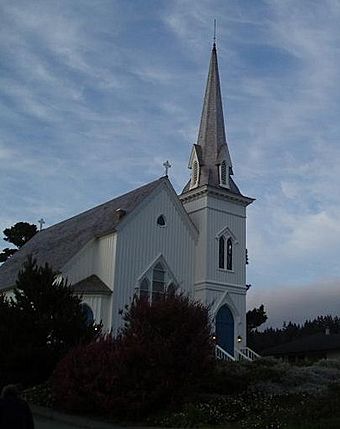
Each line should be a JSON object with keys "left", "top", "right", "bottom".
{"left": 116, "top": 178, "right": 198, "bottom": 241}
{"left": 0, "top": 178, "right": 165, "bottom": 291}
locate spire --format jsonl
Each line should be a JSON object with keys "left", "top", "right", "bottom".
{"left": 195, "top": 43, "right": 232, "bottom": 188}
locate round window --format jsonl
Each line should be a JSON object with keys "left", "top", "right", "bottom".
{"left": 157, "top": 215, "right": 166, "bottom": 226}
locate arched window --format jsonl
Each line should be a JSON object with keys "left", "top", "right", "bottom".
{"left": 227, "top": 238, "right": 233, "bottom": 270}
{"left": 219, "top": 236, "right": 225, "bottom": 269}
{"left": 140, "top": 278, "right": 149, "bottom": 300}
{"left": 192, "top": 161, "right": 199, "bottom": 187}
{"left": 221, "top": 161, "right": 227, "bottom": 185}
{"left": 152, "top": 263, "right": 165, "bottom": 301}
{"left": 80, "top": 303, "right": 94, "bottom": 326}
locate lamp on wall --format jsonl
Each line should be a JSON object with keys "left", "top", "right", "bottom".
{"left": 237, "top": 335, "right": 242, "bottom": 343}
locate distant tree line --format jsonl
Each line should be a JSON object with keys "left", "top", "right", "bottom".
{"left": 248, "top": 315, "right": 340, "bottom": 353}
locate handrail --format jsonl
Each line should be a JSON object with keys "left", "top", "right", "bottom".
{"left": 240, "top": 347, "right": 260, "bottom": 361}
{"left": 234, "top": 348, "right": 252, "bottom": 361}
{"left": 215, "top": 344, "right": 235, "bottom": 361}
{"left": 215, "top": 345, "right": 260, "bottom": 362}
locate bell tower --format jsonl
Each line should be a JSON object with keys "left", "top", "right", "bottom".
{"left": 180, "top": 43, "right": 254, "bottom": 356}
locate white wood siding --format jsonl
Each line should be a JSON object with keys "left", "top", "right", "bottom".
{"left": 206, "top": 194, "right": 246, "bottom": 286}
{"left": 62, "top": 234, "right": 117, "bottom": 290}
{"left": 112, "top": 185, "right": 196, "bottom": 333}
{"left": 94, "top": 234, "right": 116, "bottom": 288}
{"left": 81, "top": 295, "right": 111, "bottom": 330}
{"left": 183, "top": 191, "right": 249, "bottom": 347}
{"left": 62, "top": 240, "right": 95, "bottom": 285}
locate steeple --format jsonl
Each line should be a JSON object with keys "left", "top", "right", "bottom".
{"left": 183, "top": 43, "right": 237, "bottom": 193}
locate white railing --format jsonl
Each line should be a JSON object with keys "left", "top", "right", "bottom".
{"left": 215, "top": 344, "right": 235, "bottom": 361}
{"left": 234, "top": 348, "right": 252, "bottom": 361}
{"left": 240, "top": 347, "right": 260, "bottom": 361}
{"left": 215, "top": 345, "right": 261, "bottom": 362}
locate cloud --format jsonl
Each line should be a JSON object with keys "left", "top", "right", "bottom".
{"left": 248, "top": 277, "right": 340, "bottom": 328}
{"left": 1, "top": 0, "right": 340, "bottom": 326}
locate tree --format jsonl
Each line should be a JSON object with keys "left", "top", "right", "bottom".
{"left": 0, "top": 256, "right": 101, "bottom": 388}
{"left": 54, "top": 292, "right": 215, "bottom": 418}
{"left": 248, "top": 314, "right": 340, "bottom": 353}
{"left": 247, "top": 304, "right": 268, "bottom": 334}
{"left": 0, "top": 222, "right": 38, "bottom": 262}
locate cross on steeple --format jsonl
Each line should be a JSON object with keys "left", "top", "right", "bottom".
{"left": 38, "top": 218, "right": 45, "bottom": 231}
{"left": 163, "top": 160, "right": 171, "bottom": 176}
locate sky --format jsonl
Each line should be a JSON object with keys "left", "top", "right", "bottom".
{"left": 1, "top": 0, "right": 340, "bottom": 328}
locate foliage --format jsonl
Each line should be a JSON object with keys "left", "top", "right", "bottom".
{"left": 0, "top": 247, "right": 17, "bottom": 263}
{"left": 0, "top": 256, "right": 100, "bottom": 388}
{"left": 3, "top": 221, "right": 38, "bottom": 248}
{"left": 22, "top": 382, "right": 55, "bottom": 409}
{"left": 53, "top": 292, "right": 215, "bottom": 418}
{"left": 151, "top": 359, "right": 340, "bottom": 429}
{"left": 249, "top": 314, "right": 340, "bottom": 353}
{"left": 53, "top": 350, "right": 340, "bottom": 428}
{"left": 246, "top": 304, "right": 267, "bottom": 335}
{"left": 0, "top": 221, "right": 37, "bottom": 262}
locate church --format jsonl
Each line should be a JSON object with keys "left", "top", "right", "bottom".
{"left": 0, "top": 43, "right": 257, "bottom": 361}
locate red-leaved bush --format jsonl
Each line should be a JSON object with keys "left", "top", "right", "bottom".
{"left": 53, "top": 293, "right": 215, "bottom": 418}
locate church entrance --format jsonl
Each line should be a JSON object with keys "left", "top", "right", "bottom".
{"left": 216, "top": 305, "right": 234, "bottom": 356}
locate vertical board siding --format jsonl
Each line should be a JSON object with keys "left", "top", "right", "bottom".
{"left": 80, "top": 295, "right": 110, "bottom": 330}
{"left": 207, "top": 288, "right": 247, "bottom": 349}
{"left": 95, "top": 234, "right": 116, "bottom": 289}
{"left": 183, "top": 196, "right": 209, "bottom": 282}
{"left": 62, "top": 234, "right": 116, "bottom": 291}
{"left": 63, "top": 241, "right": 95, "bottom": 285}
{"left": 183, "top": 192, "right": 249, "bottom": 347}
{"left": 207, "top": 199, "right": 246, "bottom": 285}
{"left": 112, "top": 186, "right": 196, "bottom": 332}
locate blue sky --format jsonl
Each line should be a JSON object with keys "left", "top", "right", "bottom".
{"left": 1, "top": 0, "right": 340, "bottom": 327}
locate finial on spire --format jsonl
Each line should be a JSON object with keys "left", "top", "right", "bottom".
{"left": 213, "top": 19, "right": 217, "bottom": 47}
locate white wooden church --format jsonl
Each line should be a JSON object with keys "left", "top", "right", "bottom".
{"left": 0, "top": 44, "right": 258, "bottom": 361}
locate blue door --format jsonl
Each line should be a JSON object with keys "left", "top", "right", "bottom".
{"left": 216, "top": 305, "right": 234, "bottom": 356}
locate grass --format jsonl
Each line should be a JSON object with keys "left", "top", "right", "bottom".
{"left": 286, "top": 417, "right": 340, "bottom": 429}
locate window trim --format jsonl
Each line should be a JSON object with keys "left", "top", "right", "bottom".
{"left": 190, "top": 160, "right": 199, "bottom": 189}
{"left": 216, "top": 228, "right": 237, "bottom": 272}
{"left": 157, "top": 214, "right": 167, "bottom": 227}
{"left": 137, "top": 256, "right": 178, "bottom": 302}
{"left": 219, "top": 161, "right": 230, "bottom": 189}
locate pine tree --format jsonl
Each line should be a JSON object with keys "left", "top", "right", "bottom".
{"left": 0, "top": 222, "right": 38, "bottom": 262}
{"left": 0, "top": 256, "right": 101, "bottom": 388}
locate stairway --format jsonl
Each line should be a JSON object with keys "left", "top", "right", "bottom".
{"left": 215, "top": 344, "right": 260, "bottom": 362}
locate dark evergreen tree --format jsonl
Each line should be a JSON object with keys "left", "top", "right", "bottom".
{"left": 248, "top": 314, "right": 340, "bottom": 353}
{"left": 0, "top": 222, "right": 38, "bottom": 262}
{"left": 0, "top": 256, "right": 101, "bottom": 388}
{"left": 246, "top": 304, "right": 268, "bottom": 335}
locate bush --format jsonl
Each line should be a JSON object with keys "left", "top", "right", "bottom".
{"left": 53, "top": 336, "right": 119, "bottom": 414}
{"left": 53, "top": 293, "right": 215, "bottom": 418}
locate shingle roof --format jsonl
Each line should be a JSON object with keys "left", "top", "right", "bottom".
{"left": 263, "top": 333, "right": 340, "bottom": 356}
{"left": 0, "top": 178, "right": 165, "bottom": 290}
{"left": 71, "top": 275, "right": 112, "bottom": 295}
